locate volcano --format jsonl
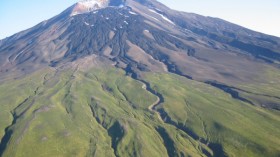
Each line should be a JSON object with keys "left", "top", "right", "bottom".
{"left": 0, "top": 0, "right": 280, "bottom": 157}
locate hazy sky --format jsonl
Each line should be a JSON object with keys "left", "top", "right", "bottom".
{"left": 0, "top": 0, "right": 280, "bottom": 39}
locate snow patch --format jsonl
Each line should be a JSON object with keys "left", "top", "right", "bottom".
{"left": 184, "top": 29, "right": 191, "bottom": 33}
{"left": 71, "top": 12, "right": 78, "bottom": 16}
{"left": 143, "top": 12, "right": 160, "bottom": 22}
{"left": 129, "top": 11, "right": 137, "bottom": 15}
{"left": 148, "top": 9, "right": 175, "bottom": 25}
{"left": 154, "top": 8, "right": 162, "bottom": 12}
{"left": 161, "top": 16, "right": 175, "bottom": 25}
{"left": 13, "top": 50, "right": 25, "bottom": 62}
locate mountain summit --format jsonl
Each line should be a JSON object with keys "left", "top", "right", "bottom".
{"left": 71, "top": 0, "right": 126, "bottom": 16}
{"left": 0, "top": 0, "right": 280, "bottom": 157}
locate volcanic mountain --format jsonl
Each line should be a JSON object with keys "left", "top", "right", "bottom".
{"left": 0, "top": 0, "right": 280, "bottom": 157}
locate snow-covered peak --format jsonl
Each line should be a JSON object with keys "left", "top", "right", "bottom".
{"left": 79, "top": 0, "right": 109, "bottom": 9}
{"left": 71, "top": 0, "right": 110, "bottom": 16}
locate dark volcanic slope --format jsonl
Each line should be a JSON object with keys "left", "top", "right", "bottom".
{"left": 2, "top": 0, "right": 279, "bottom": 109}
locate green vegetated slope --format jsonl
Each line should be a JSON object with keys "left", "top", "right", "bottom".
{"left": 226, "top": 66, "right": 280, "bottom": 110}
{"left": 0, "top": 66, "right": 279, "bottom": 157}
{"left": 144, "top": 73, "right": 280, "bottom": 157}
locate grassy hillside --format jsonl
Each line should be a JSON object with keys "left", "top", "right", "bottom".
{"left": 0, "top": 65, "right": 279, "bottom": 157}
{"left": 144, "top": 72, "right": 280, "bottom": 157}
